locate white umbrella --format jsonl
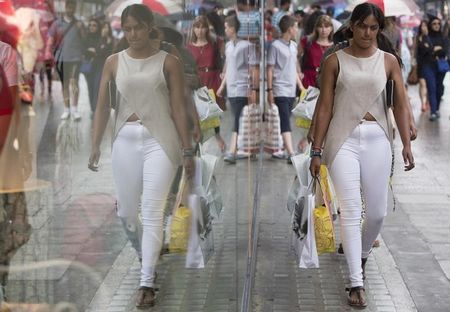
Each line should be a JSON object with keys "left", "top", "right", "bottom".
{"left": 348, "top": 0, "right": 421, "bottom": 17}
{"left": 106, "top": 0, "right": 183, "bottom": 18}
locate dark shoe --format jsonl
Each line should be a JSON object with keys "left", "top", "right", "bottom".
{"left": 346, "top": 286, "right": 367, "bottom": 309}
{"left": 362, "top": 257, "right": 368, "bottom": 280}
{"left": 136, "top": 286, "right": 155, "bottom": 309}
{"left": 287, "top": 154, "right": 295, "bottom": 164}
{"left": 429, "top": 113, "right": 437, "bottom": 121}
{"left": 224, "top": 153, "right": 236, "bottom": 164}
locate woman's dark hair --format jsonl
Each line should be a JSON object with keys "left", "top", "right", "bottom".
{"left": 345, "top": 3, "right": 402, "bottom": 67}
{"left": 102, "top": 21, "right": 113, "bottom": 39}
{"left": 346, "top": 3, "right": 385, "bottom": 38}
{"left": 121, "top": 4, "right": 159, "bottom": 39}
{"left": 87, "top": 18, "right": 101, "bottom": 34}
{"left": 417, "top": 20, "right": 428, "bottom": 37}
{"left": 206, "top": 11, "right": 225, "bottom": 37}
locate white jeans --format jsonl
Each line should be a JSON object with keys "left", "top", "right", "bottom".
{"left": 329, "top": 121, "right": 391, "bottom": 287}
{"left": 112, "top": 122, "right": 176, "bottom": 287}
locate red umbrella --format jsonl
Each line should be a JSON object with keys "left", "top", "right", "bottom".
{"left": 106, "top": 0, "right": 183, "bottom": 18}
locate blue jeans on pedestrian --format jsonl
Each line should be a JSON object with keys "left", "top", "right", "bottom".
{"left": 421, "top": 63, "right": 446, "bottom": 114}
{"left": 229, "top": 97, "right": 248, "bottom": 132}
{"left": 274, "top": 97, "right": 295, "bottom": 133}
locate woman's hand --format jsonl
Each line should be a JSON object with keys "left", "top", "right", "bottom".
{"left": 183, "top": 156, "right": 195, "bottom": 179}
{"left": 309, "top": 156, "right": 321, "bottom": 178}
{"left": 88, "top": 147, "right": 101, "bottom": 172}
{"left": 193, "top": 124, "right": 202, "bottom": 143}
{"left": 402, "top": 146, "right": 415, "bottom": 171}
{"left": 217, "top": 85, "right": 224, "bottom": 97}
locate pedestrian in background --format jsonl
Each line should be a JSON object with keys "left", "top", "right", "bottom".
{"left": 88, "top": 4, "right": 194, "bottom": 308}
{"left": 297, "top": 14, "right": 333, "bottom": 152}
{"left": 415, "top": 20, "right": 430, "bottom": 112}
{"left": 218, "top": 15, "right": 259, "bottom": 164}
{"left": 82, "top": 18, "right": 102, "bottom": 113}
{"left": 46, "top": 0, "right": 85, "bottom": 120}
{"left": 271, "top": 0, "right": 291, "bottom": 39}
{"left": 36, "top": 15, "right": 54, "bottom": 98}
{"left": 299, "top": 15, "right": 334, "bottom": 89}
{"left": 310, "top": 3, "right": 414, "bottom": 308}
{"left": 187, "top": 15, "right": 226, "bottom": 152}
{"left": 267, "top": 15, "right": 304, "bottom": 163}
{"left": 421, "top": 16, "right": 448, "bottom": 121}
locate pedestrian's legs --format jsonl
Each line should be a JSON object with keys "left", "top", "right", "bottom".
{"left": 435, "top": 71, "right": 446, "bottom": 112}
{"left": 140, "top": 127, "right": 176, "bottom": 287}
{"left": 70, "top": 62, "right": 80, "bottom": 110}
{"left": 422, "top": 65, "right": 438, "bottom": 114}
{"left": 227, "top": 97, "right": 247, "bottom": 154}
{"left": 45, "top": 60, "right": 52, "bottom": 94}
{"left": 84, "top": 73, "right": 96, "bottom": 112}
{"left": 418, "top": 78, "right": 428, "bottom": 111}
{"left": 359, "top": 122, "right": 391, "bottom": 259}
{"left": 329, "top": 126, "right": 363, "bottom": 288}
{"left": 111, "top": 123, "right": 144, "bottom": 258}
{"left": 58, "top": 62, "right": 70, "bottom": 109}
{"left": 274, "top": 97, "right": 295, "bottom": 155}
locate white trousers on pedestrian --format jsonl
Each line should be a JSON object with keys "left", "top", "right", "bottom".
{"left": 112, "top": 122, "right": 177, "bottom": 287}
{"left": 329, "top": 121, "right": 391, "bottom": 288}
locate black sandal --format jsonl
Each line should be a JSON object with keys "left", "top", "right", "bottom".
{"left": 346, "top": 286, "right": 368, "bottom": 309}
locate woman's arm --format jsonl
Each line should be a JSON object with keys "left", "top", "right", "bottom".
{"left": 385, "top": 53, "right": 415, "bottom": 171}
{"left": 217, "top": 62, "right": 227, "bottom": 97}
{"left": 164, "top": 54, "right": 194, "bottom": 176}
{"left": 309, "top": 54, "right": 338, "bottom": 177}
{"left": 89, "top": 54, "right": 116, "bottom": 170}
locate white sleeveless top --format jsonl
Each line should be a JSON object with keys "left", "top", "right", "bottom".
{"left": 322, "top": 49, "right": 394, "bottom": 167}
{"left": 113, "top": 50, "right": 182, "bottom": 166}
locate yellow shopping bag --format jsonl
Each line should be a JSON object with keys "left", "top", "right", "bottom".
{"left": 168, "top": 205, "right": 191, "bottom": 253}
{"left": 313, "top": 205, "right": 336, "bottom": 255}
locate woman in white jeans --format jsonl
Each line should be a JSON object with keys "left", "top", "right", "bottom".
{"left": 88, "top": 4, "right": 194, "bottom": 309}
{"left": 310, "top": 3, "right": 415, "bottom": 309}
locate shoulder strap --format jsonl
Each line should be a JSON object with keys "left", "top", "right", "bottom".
{"left": 54, "top": 18, "right": 77, "bottom": 51}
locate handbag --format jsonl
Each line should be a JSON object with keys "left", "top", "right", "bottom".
{"left": 406, "top": 65, "right": 419, "bottom": 85}
{"left": 80, "top": 59, "right": 93, "bottom": 74}
{"left": 264, "top": 104, "right": 283, "bottom": 153}
{"left": 290, "top": 150, "right": 319, "bottom": 268}
{"left": 292, "top": 86, "right": 319, "bottom": 129}
{"left": 185, "top": 156, "right": 215, "bottom": 268}
{"left": 237, "top": 103, "right": 262, "bottom": 153}
{"left": 385, "top": 79, "right": 394, "bottom": 108}
{"left": 168, "top": 205, "right": 191, "bottom": 253}
{"left": 437, "top": 57, "right": 450, "bottom": 73}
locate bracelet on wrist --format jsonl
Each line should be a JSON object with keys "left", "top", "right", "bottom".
{"left": 182, "top": 148, "right": 195, "bottom": 157}
{"left": 266, "top": 88, "right": 273, "bottom": 91}
{"left": 310, "top": 150, "right": 322, "bottom": 158}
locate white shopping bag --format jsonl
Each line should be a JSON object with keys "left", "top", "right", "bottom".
{"left": 291, "top": 86, "right": 319, "bottom": 121}
{"left": 292, "top": 193, "right": 320, "bottom": 269}
{"left": 192, "top": 87, "right": 223, "bottom": 121}
{"left": 185, "top": 156, "right": 215, "bottom": 268}
{"left": 289, "top": 150, "right": 319, "bottom": 268}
